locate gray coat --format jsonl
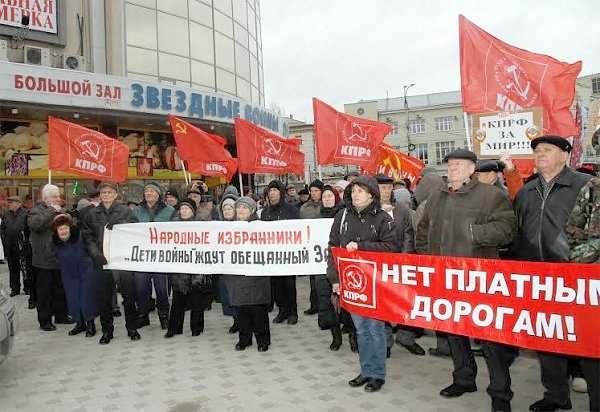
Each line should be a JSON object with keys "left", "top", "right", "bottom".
{"left": 27, "top": 202, "right": 60, "bottom": 269}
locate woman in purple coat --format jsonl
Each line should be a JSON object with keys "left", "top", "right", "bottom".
{"left": 51, "top": 214, "right": 98, "bottom": 337}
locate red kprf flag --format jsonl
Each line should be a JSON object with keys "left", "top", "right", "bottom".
{"left": 48, "top": 116, "right": 129, "bottom": 182}
{"left": 235, "top": 118, "right": 304, "bottom": 176}
{"left": 187, "top": 156, "right": 238, "bottom": 182}
{"left": 169, "top": 114, "right": 229, "bottom": 163}
{"left": 459, "top": 15, "right": 581, "bottom": 137}
{"left": 313, "top": 98, "right": 392, "bottom": 166}
{"left": 362, "top": 143, "right": 425, "bottom": 190}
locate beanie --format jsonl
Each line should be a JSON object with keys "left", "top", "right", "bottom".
{"left": 178, "top": 198, "right": 197, "bottom": 214}
{"left": 394, "top": 188, "right": 412, "bottom": 205}
{"left": 221, "top": 197, "right": 236, "bottom": 211}
{"left": 235, "top": 196, "right": 257, "bottom": 213}
{"left": 309, "top": 179, "right": 325, "bottom": 191}
{"left": 144, "top": 181, "right": 163, "bottom": 197}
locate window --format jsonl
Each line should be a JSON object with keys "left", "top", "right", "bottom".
{"left": 435, "top": 116, "right": 453, "bottom": 132}
{"left": 408, "top": 118, "right": 425, "bottom": 134}
{"left": 435, "top": 141, "right": 456, "bottom": 164}
{"left": 386, "top": 121, "right": 399, "bottom": 134}
{"left": 592, "top": 77, "right": 600, "bottom": 94}
{"left": 415, "top": 143, "right": 429, "bottom": 164}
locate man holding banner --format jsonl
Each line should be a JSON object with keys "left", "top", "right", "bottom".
{"left": 416, "top": 149, "right": 517, "bottom": 411}
{"left": 511, "top": 136, "right": 598, "bottom": 412}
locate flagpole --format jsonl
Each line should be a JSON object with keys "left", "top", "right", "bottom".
{"left": 180, "top": 160, "right": 189, "bottom": 186}
{"left": 238, "top": 173, "right": 244, "bottom": 196}
{"left": 317, "top": 165, "right": 322, "bottom": 181}
{"left": 48, "top": 169, "right": 52, "bottom": 184}
{"left": 463, "top": 112, "right": 473, "bottom": 151}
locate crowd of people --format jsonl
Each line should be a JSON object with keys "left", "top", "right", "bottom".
{"left": 0, "top": 134, "right": 599, "bottom": 412}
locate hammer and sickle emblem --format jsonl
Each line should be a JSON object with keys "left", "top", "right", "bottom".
{"left": 175, "top": 122, "right": 187, "bottom": 134}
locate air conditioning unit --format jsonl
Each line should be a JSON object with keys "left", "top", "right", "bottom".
{"left": 0, "top": 40, "right": 7, "bottom": 61}
{"left": 24, "top": 45, "right": 51, "bottom": 67}
{"left": 62, "top": 54, "right": 87, "bottom": 71}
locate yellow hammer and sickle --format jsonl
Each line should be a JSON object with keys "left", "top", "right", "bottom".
{"left": 175, "top": 122, "right": 187, "bottom": 134}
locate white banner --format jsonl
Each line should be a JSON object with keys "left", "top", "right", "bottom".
{"left": 474, "top": 110, "right": 541, "bottom": 156}
{"left": 0, "top": 0, "right": 57, "bottom": 34}
{"left": 104, "top": 219, "right": 333, "bottom": 276}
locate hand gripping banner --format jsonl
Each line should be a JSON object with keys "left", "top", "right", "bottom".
{"left": 332, "top": 248, "right": 600, "bottom": 358}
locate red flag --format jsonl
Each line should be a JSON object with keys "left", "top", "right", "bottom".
{"left": 362, "top": 143, "right": 425, "bottom": 190}
{"left": 459, "top": 15, "right": 581, "bottom": 137}
{"left": 313, "top": 98, "right": 392, "bottom": 166}
{"left": 169, "top": 114, "right": 229, "bottom": 163}
{"left": 48, "top": 116, "right": 129, "bottom": 182}
{"left": 569, "top": 103, "right": 584, "bottom": 169}
{"left": 187, "top": 156, "right": 238, "bottom": 182}
{"left": 234, "top": 118, "right": 304, "bottom": 176}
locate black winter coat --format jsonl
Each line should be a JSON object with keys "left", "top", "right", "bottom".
{"left": 27, "top": 202, "right": 61, "bottom": 269}
{"left": 223, "top": 214, "right": 271, "bottom": 306}
{"left": 511, "top": 167, "right": 591, "bottom": 262}
{"left": 261, "top": 181, "right": 300, "bottom": 221}
{"left": 82, "top": 201, "right": 138, "bottom": 267}
{"left": 1, "top": 207, "right": 28, "bottom": 250}
{"left": 170, "top": 216, "right": 212, "bottom": 294}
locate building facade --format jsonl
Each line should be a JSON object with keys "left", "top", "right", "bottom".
{"left": 0, "top": 0, "right": 286, "bottom": 206}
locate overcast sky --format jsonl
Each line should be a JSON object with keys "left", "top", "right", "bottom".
{"left": 261, "top": 0, "right": 600, "bottom": 123}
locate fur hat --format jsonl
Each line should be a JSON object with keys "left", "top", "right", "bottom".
{"left": 52, "top": 213, "right": 74, "bottom": 230}
{"left": 235, "top": 196, "right": 257, "bottom": 213}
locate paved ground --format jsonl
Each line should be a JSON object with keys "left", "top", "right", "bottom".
{"left": 0, "top": 267, "right": 590, "bottom": 412}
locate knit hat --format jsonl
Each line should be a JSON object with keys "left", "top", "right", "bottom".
{"left": 165, "top": 187, "right": 179, "bottom": 199}
{"left": 394, "top": 188, "right": 412, "bottom": 205}
{"left": 178, "top": 198, "right": 197, "bottom": 214}
{"left": 309, "top": 179, "right": 325, "bottom": 191}
{"left": 235, "top": 196, "right": 257, "bottom": 213}
{"left": 333, "top": 180, "right": 349, "bottom": 191}
{"left": 77, "top": 198, "right": 91, "bottom": 211}
{"left": 221, "top": 197, "right": 236, "bottom": 211}
{"left": 52, "top": 213, "right": 74, "bottom": 230}
{"left": 223, "top": 185, "right": 240, "bottom": 198}
{"left": 187, "top": 188, "right": 202, "bottom": 196}
{"left": 144, "top": 181, "right": 163, "bottom": 197}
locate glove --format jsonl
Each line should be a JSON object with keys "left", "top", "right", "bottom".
{"left": 94, "top": 255, "right": 108, "bottom": 267}
{"left": 105, "top": 222, "right": 114, "bottom": 230}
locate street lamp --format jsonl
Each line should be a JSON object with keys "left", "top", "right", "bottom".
{"left": 403, "top": 83, "right": 415, "bottom": 153}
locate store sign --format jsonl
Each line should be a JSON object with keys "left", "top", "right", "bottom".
{"left": 0, "top": 61, "right": 289, "bottom": 136}
{"left": 472, "top": 108, "right": 542, "bottom": 158}
{"left": 0, "top": 0, "right": 57, "bottom": 34}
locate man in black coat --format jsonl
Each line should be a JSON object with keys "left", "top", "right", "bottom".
{"left": 1, "top": 196, "right": 29, "bottom": 296}
{"left": 261, "top": 179, "right": 300, "bottom": 324}
{"left": 82, "top": 181, "right": 139, "bottom": 345}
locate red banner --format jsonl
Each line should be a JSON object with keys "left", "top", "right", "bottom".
{"left": 187, "top": 156, "right": 238, "bottom": 181}
{"left": 234, "top": 118, "right": 304, "bottom": 176}
{"left": 459, "top": 15, "right": 581, "bottom": 137}
{"left": 313, "top": 98, "right": 391, "bottom": 167}
{"left": 332, "top": 248, "right": 600, "bottom": 358}
{"left": 169, "top": 114, "right": 230, "bottom": 164}
{"left": 362, "top": 143, "right": 425, "bottom": 190}
{"left": 48, "top": 116, "right": 129, "bottom": 182}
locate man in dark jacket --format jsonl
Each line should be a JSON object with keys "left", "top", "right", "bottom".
{"left": 27, "top": 184, "right": 70, "bottom": 331}
{"left": 133, "top": 181, "right": 175, "bottom": 329}
{"left": 1, "top": 196, "right": 28, "bottom": 296}
{"left": 285, "top": 184, "right": 301, "bottom": 208}
{"left": 299, "top": 180, "right": 323, "bottom": 316}
{"left": 416, "top": 149, "right": 516, "bottom": 412}
{"left": 511, "top": 136, "right": 598, "bottom": 412}
{"left": 82, "top": 181, "right": 139, "bottom": 345}
{"left": 261, "top": 179, "right": 301, "bottom": 324}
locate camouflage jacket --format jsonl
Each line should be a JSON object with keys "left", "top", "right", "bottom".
{"left": 565, "top": 176, "right": 600, "bottom": 263}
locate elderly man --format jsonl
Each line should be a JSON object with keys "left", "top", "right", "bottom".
{"left": 285, "top": 184, "right": 301, "bottom": 208}
{"left": 27, "top": 185, "right": 70, "bottom": 331}
{"left": 416, "top": 149, "right": 516, "bottom": 412}
{"left": 475, "top": 160, "right": 508, "bottom": 196}
{"left": 134, "top": 181, "right": 175, "bottom": 330}
{"left": 82, "top": 181, "right": 139, "bottom": 344}
{"left": 1, "top": 196, "right": 29, "bottom": 296}
{"left": 511, "top": 136, "right": 599, "bottom": 412}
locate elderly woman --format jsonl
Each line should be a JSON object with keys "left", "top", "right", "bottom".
{"left": 51, "top": 213, "right": 97, "bottom": 337}
{"left": 218, "top": 187, "right": 239, "bottom": 334}
{"left": 223, "top": 196, "right": 271, "bottom": 352}
{"left": 165, "top": 199, "right": 211, "bottom": 338}
{"left": 326, "top": 176, "right": 399, "bottom": 393}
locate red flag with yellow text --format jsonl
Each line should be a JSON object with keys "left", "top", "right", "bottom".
{"left": 48, "top": 116, "right": 129, "bottom": 182}
{"left": 459, "top": 15, "right": 581, "bottom": 137}
{"left": 313, "top": 98, "right": 392, "bottom": 166}
{"left": 169, "top": 114, "right": 230, "bottom": 163}
{"left": 362, "top": 143, "right": 425, "bottom": 190}
{"left": 235, "top": 118, "right": 304, "bottom": 176}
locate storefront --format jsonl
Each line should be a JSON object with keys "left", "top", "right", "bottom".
{"left": 0, "top": 61, "right": 289, "bottom": 208}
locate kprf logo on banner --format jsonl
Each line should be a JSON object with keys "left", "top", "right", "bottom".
{"left": 337, "top": 257, "right": 377, "bottom": 309}
{"left": 337, "top": 117, "right": 374, "bottom": 159}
